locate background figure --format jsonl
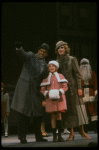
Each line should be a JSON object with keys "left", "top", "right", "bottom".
{"left": 55, "top": 41, "right": 91, "bottom": 141}
{"left": 80, "top": 58, "right": 98, "bottom": 133}
{"left": 1, "top": 82, "right": 10, "bottom": 137}
{"left": 40, "top": 60, "right": 68, "bottom": 142}
{"left": 11, "top": 41, "right": 49, "bottom": 143}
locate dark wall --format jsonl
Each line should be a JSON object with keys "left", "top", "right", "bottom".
{"left": 56, "top": 2, "right": 97, "bottom": 73}
{"left": 1, "top": 2, "right": 57, "bottom": 84}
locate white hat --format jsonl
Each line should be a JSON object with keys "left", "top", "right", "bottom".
{"left": 80, "top": 58, "right": 89, "bottom": 64}
{"left": 48, "top": 60, "right": 59, "bottom": 69}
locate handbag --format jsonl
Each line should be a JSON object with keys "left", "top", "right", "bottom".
{"left": 49, "top": 89, "right": 60, "bottom": 100}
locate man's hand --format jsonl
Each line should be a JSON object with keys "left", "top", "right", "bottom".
{"left": 42, "top": 100, "right": 46, "bottom": 107}
{"left": 15, "top": 41, "right": 22, "bottom": 49}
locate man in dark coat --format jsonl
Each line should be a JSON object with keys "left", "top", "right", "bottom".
{"left": 11, "top": 41, "right": 49, "bottom": 143}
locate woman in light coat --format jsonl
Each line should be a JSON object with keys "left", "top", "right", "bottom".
{"left": 40, "top": 60, "right": 68, "bottom": 142}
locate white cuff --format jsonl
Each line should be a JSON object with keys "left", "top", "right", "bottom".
{"left": 16, "top": 47, "right": 22, "bottom": 50}
{"left": 95, "top": 90, "right": 98, "bottom": 96}
{"left": 59, "top": 88, "right": 64, "bottom": 94}
{"left": 44, "top": 90, "right": 48, "bottom": 97}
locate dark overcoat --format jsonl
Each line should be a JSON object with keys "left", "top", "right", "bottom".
{"left": 11, "top": 47, "right": 47, "bottom": 117}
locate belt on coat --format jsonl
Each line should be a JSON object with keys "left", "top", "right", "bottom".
{"left": 82, "top": 85, "right": 94, "bottom": 89}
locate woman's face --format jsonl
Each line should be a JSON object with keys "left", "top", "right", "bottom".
{"left": 48, "top": 64, "right": 57, "bottom": 73}
{"left": 58, "top": 45, "right": 65, "bottom": 56}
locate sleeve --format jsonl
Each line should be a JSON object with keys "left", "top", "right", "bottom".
{"left": 59, "top": 82, "right": 68, "bottom": 94}
{"left": 16, "top": 47, "right": 35, "bottom": 62}
{"left": 72, "top": 57, "right": 82, "bottom": 89}
{"left": 40, "top": 86, "right": 48, "bottom": 97}
{"left": 92, "top": 71, "right": 98, "bottom": 96}
{"left": 59, "top": 74, "right": 68, "bottom": 94}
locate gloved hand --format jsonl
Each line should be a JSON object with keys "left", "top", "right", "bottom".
{"left": 15, "top": 41, "right": 22, "bottom": 49}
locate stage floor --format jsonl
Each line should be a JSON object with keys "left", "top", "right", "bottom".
{"left": 1, "top": 131, "right": 98, "bottom": 147}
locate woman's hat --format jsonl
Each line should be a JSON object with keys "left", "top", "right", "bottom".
{"left": 55, "top": 41, "right": 68, "bottom": 50}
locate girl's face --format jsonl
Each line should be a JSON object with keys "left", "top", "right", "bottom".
{"left": 58, "top": 45, "right": 65, "bottom": 56}
{"left": 48, "top": 64, "right": 57, "bottom": 73}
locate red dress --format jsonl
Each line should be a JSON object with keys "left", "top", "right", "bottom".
{"left": 40, "top": 72, "right": 68, "bottom": 113}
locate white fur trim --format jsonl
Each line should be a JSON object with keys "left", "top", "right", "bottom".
{"left": 54, "top": 72, "right": 68, "bottom": 83}
{"left": 40, "top": 72, "right": 68, "bottom": 86}
{"left": 59, "top": 88, "right": 64, "bottom": 94}
{"left": 80, "top": 58, "right": 89, "bottom": 64}
{"left": 16, "top": 47, "right": 22, "bottom": 50}
{"left": 83, "top": 96, "right": 96, "bottom": 103}
{"left": 44, "top": 90, "right": 48, "bottom": 97}
{"left": 49, "top": 89, "right": 60, "bottom": 99}
{"left": 95, "top": 90, "right": 98, "bottom": 96}
{"left": 91, "top": 115, "right": 98, "bottom": 121}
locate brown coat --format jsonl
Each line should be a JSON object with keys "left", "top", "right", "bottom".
{"left": 57, "top": 55, "right": 88, "bottom": 128}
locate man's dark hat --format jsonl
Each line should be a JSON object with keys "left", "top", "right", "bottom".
{"left": 39, "top": 43, "right": 50, "bottom": 53}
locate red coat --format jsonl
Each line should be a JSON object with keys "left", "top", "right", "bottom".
{"left": 40, "top": 72, "right": 68, "bottom": 113}
{"left": 82, "top": 71, "right": 98, "bottom": 103}
{"left": 81, "top": 71, "right": 98, "bottom": 121}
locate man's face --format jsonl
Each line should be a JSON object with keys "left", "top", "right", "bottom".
{"left": 38, "top": 49, "right": 48, "bottom": 59}
{"left": 82, "top": 62, "right": 88, "bottom": 66}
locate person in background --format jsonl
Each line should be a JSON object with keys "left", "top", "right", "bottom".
{"left": 11, "top": 41, "right": 49, "bottom": 143}
{"left": 55, "top": 41, "right": 91, "bottom": 141}
{"left": 80, "top": 58, "right": 98, "bottom": 133}
{"left": 40, "top": 60, "right": 68, "bottom": 142}
{"left": 1, "top": 82, "right": 10, "bottom": 137}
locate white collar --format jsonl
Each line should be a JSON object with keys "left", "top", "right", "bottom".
{"left": 40, "top": 72, "right": 68, "bottom": 86}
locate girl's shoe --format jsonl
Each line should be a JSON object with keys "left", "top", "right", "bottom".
{"left": 66, "top": 134, "right": 75, "bottom": 141}
{"left": 58, "top": 136, "right": 65, "bottom": 142}
{"left": 53, "top": 134, "right": 58, "bottom": 142}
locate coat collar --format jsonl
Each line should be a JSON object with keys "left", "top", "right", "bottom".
{"left": 40, "top": 72, "right": 68, "bottom": 86}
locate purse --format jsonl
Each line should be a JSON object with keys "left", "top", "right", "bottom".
{"left": 49, "top": 89, "right": 60, "bottom": 100}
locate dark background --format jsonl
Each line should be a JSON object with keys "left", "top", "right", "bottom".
{"left": 1, "top": 2, "right": 97, "bottom": 85}
{"left": 1, "top": 2, "right": 97, "bottom": 134}
{"left": 1, "top": 2, "right": 57, "bottom": 84}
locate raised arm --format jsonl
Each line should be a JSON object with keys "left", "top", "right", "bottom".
{"left": 15, "top": 41, "right": 34, "bottom": 62}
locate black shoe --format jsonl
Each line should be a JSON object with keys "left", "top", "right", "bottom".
{"left": 53, "top": 135, "right": 58, "bottom": 142}
{"left": 20, "top": 138, "right": 27, "bottom": 144}
{"left": 58, "top": 136, "right": 65, "bottom": 142}
{"left": 36, "top": 137, "right": 48, "bottom": 142}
